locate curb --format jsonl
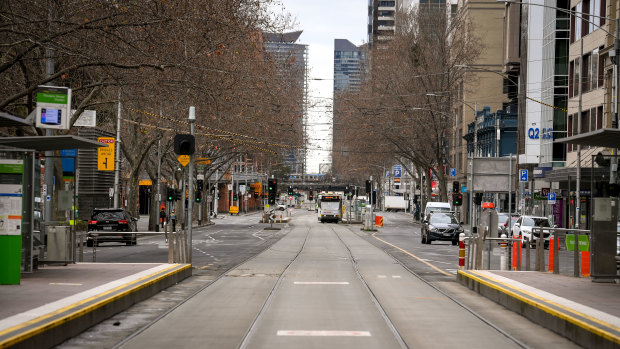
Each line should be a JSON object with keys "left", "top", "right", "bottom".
{"left": 457, "top": 270, "right": 620, "bottom": 349}
{"left": 0, "top": 264, "right": 191, "bottom": 349}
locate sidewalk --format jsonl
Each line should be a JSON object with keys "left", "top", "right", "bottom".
{"left": 0, "top": 263, "right": 191, "bottom": 349}
{"left": 458, "top": 269, "right": 620, "bottom": 349}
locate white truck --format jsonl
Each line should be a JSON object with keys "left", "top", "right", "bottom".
{"left": 384, "top": 195, "right": 408, "bottom": 212}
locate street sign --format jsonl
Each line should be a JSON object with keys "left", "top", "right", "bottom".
{"left": 519, "top": 169, "right": 528, "bottom": 182}
{"left": 108, "top": 187, "right": 114, "bottom": 197}
{"left": 240, "top": 185, "right": 246, "bottom": 194}
{"left": 450, "top": 168, "right": 456, "bottom": 177}
{"left": 548, "top": 192, "right": 556, "bottom": 204}
{"left": 393, "top": 168, "right": 401, "bottom": 178}
{"left": 97, "top": 137, "right": 115, "bottom": 171}
{"left": 566, "top": 234, "right": 589, "bottom": 251}
{"left": 177, "top": 155, "right": 190, "bottom": 167}
{"left": 461, "top": 186, "right": 467, "bottom": 193}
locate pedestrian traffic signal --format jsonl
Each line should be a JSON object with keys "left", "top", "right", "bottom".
{"left": 167, "top": 188, "right": 174, "bottom": 202}
{"left": 454, "top": 193, "right": 463, "bottom": 206}
{"left": 288, "top": 186, "right": 293, "bottom": 195}
{"left": 365, "top": 180, "right": 371, "bottom": 193}
{"left": 452, "top": 181, "right": 459, "bottom": 193}
{"left": 474, "top": 193, "right": 483, "bottom": 205}
{"left": 175, "top": 189, "right": 182, "bottom": 201}
{"left": 197, "top": 179, "right": 203, "bottom": 191}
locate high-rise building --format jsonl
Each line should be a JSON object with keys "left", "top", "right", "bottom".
{"left": 334, "top": 39, "right": 366, "bottom": 93}
{"left": 263, "top": 31, "right": 309, "bottom": 177}
{"left": 367, "top": 0, "right": 398, "bottom": 47}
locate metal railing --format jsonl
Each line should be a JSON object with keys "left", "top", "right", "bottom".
{"left": 462, "top": 226, "right": 592, "bottom": 277}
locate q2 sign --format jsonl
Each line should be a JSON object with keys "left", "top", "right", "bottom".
{"left": 528, "top": 127, "right": 553, "bottom": 139}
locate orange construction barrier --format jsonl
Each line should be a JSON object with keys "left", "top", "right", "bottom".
{"left": 375, "top": 216, "right": 383, "bottom": 227}
{"left": 581, "top": 251, "right": 590, "bottom": 277}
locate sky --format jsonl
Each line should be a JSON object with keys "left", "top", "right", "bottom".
{"left": 269, "top": 1, "right": 368, "bottom": 174}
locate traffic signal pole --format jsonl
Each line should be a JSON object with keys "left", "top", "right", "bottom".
{"left": 187, "top": 106, "right": 195, "bottom": 264}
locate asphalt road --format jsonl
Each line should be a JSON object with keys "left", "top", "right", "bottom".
{"left": 58, "top": 209, "right": 579, "bottom": 349}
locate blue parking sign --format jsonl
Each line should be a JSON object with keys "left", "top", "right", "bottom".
{"left": 450, "top": 168, "right": 456, "bottom": 177}
{"left": 548, "top": 192, "right": 556, "bottom": 204}
{"left": 519, "top": 169, "right": 528, "bottom": 182}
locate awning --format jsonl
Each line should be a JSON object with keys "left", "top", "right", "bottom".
{"left": 554, "top": 128, "right": 620, "bottom": 148}
{"left": 0, "top": 112, "right": 33, "bottom": 127}
{"left": 0, "top": 136, "right": 105, "bottom": 151}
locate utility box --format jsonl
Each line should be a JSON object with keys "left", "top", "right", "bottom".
{"left": 45, "top": 226, "right": 72, "bottom": 263}
{"left": 590, "top": 198, "right": 618, "bottom": 282}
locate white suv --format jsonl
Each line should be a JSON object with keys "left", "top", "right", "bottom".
{"left": 512, "top": 215, "right": 552, "bottom": 248}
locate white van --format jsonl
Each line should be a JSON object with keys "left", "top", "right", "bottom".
{"left": 424, "top": 202, "right": 451, "bottom": 217}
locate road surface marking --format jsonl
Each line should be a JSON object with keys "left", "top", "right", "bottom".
{"left": 49, "top": 283, "right": 83, "bottom": 286}
{"left": 277, "top": 330, "right": 371, "bottom": 337}
{"left": 372, "top": 232, "right": 452, "bottom": 277}
{"left": 293, "top": 281, "right": 349, "bottom": 285}
{"left": 252, "top": 231, "right": 265, "bottom": 240}
{"left": 378, "top": 275, "right": 387, "bottom": 278}
{"left": 392, "top": 275, "right": 401, "bottom": 278}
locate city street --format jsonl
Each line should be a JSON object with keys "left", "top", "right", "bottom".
{"left": 58, "top": 209, "right": 578, "bottom": 349}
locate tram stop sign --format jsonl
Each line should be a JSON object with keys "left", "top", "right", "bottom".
{"left": 566, "top": 234, "right": 589, "bottom": 252}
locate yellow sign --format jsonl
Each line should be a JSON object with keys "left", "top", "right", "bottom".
{"left": 97, "top": 137, "right": 115, "bottom": 171}
{"left": 178, "top": 155, "right": 190, "bottom": 167}
{"left": 196, "top": 157, "right": 211, "bottom": 165}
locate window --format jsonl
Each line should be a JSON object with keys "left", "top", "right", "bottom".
{"left": 582, "top": 53, "right": 590, "bottom": 92}
{"left": 574, "top": 57, "right": 581, "bottom": 95}
{"left": 568, "top": 114, "right": 573, "bottom": 152}
{"left": 590, "top": 108, "right": 596, "bottom": 131}
{"left": 591, "top": 49, "right": 599, "bottom": 90}
{"left": 569, "top": 60, "right": 574, "bottom": 97}
{"left": 597, "top": 106, "right": 603, "bottom": 129}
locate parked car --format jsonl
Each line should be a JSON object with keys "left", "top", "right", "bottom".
{"left": 512, "top": 215, "right": 551, "bottom": 248}
{"left": 502, "top": 216, "right": 520, "bottom": 236}
{"left": 421, "top": 211, "right": 463, "bottom": 245}
{"left": 87, "top": 208, "right": 138, "bottom": 247}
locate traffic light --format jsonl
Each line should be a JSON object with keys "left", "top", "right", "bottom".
{"left": 268, "top": 178, "right": 277, "bottom": 204}
{"left": 173, "top": 134, "right": 195, "bottom": 155}
{"left": 195, "top": 191, "right": 202, "bottom": 203}
{"left": 453, "top": 193, "right": 463, "bottom": 206}
{"left": 309, "top": 189, "right": 313, "bottom": 201}
{"left": 197, "top": 179, "right": 203, "bottom": 191}
{"left": 452, "top": 181, "right": 459, "bottom": 193}
{"left": 254, "top": 191, "right": 259, "bottom": 199}
{"left": 288, "top": 186, "right": 293, "bottom": 195}
{"left": 474, "top": 193, "right": 483, "bottom": 205}
{"left": 233, "top": 194, "right": 238, "bottom": 202}
{"left": 167, "top": 188, "right": 174, "bottom": 202}
{"left": 175, "top": 189, "right": 182, "bottom": 201}
{"left": 365, "top": 180, "right": 371, "bottom": 193}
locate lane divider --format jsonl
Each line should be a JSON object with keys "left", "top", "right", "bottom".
{"left": 371, "top": 231, "right": 453, "bottom": 277}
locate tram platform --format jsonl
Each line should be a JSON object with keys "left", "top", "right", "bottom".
{"left": 458, "top": 269, "right": 620, "bottom": 349}
{"left": 0, "top": 262, "right": 191, "bottom": 349}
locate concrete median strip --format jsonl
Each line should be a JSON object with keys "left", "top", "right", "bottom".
{"left": 0, "top": 263, "right": 191, "bottom": 349}
{"left": 458, "top": 269, "right": 620, "bottom": 348}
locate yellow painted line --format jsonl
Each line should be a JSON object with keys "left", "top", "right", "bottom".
{"left": 371, "top": 232, "right": 452, "bottom": 277}
{"left": 0, "top": 264, "right": 190, "bottom": 348}
{"left": 461, "top": 270, "right": 620, "bottom": 345}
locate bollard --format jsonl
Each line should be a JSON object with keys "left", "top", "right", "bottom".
{"left": 458, "top": 233, "right": 465, "bottom": 270}
{"left": 548, "top": 235, "right": 555, "bottom": 273}
{"left": 500, "top": 234, "right": 508, "bottom": 270}
{"left": 581, "top": 251, "right": 590, "bottom": 277}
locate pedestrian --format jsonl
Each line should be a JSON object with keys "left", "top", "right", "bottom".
{"left": 159, "top": 208, "right": 166, "bottom": 228}
{"left": 170, "top": 209, "right": 177, "bottom": 232}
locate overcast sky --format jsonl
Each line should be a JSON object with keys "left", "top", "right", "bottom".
{"left": 270, "top": 1, "right": 368, "bottom": 173}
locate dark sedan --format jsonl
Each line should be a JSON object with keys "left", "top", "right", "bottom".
{"left": 421, "top": 212, "right": 463, "bottom": 245}
{"left": 87, "top": 208, "right": 138, "bottom": 247}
